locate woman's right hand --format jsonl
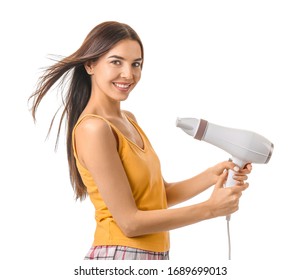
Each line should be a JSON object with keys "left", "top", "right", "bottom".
{"left": 207, "top": 169, "right": 249, "bottom": 218}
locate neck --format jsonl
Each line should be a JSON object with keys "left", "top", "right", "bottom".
{"left": 86, "top": 91, "right": 124, "bottom": 119}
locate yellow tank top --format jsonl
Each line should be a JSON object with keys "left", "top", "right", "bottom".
{"left": 72, "top": 114, "right": 170, "bottom": 252}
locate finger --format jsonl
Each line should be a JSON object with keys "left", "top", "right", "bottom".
{"left": 239, "top": 182, "right": 249, "bottom": 191}
{"left": 222, "top": 160, "right": 243, "bottom": 175}
{"left": 231, "top": 192, "right": 242, "bottom": 206}
{"left": 215, "top": 169, "right": 228, "bottom": 189}
{"left": 231, "top": 182, "right": 249, "bottom": 192}
{"left": 235, "top": 168, "right": 251, "bottom": 176}
{"left": 239, "top": 163, "right": 252, "bottom": 174}
{"left": 235, "top": 180, "right": 244, "bottom": 185}
{"left": 233, "top": 174, "right": 248, "bottom": 181}
{"left": 246, "top": 163, "right": 252, "bottom": 171}
{"left": 226, "top": 159, "right": 240, "bottom": 172}
{"left": 219, "top": 161, "right": 236, "bottom": 173}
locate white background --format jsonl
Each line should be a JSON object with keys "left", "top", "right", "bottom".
{"left": 1, "top": 0, "right": 299, "bottom": 279}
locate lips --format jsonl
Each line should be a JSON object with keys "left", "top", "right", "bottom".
{"left": 113, "top": 82, "right": 132, "bottom": 91}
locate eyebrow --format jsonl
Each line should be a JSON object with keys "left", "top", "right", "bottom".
{"left": 108, "top": 55, "right": 143, "bottom": 62}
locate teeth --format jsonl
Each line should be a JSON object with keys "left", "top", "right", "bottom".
{"left": 114, "top": 83, "right": 130, "bottom": 89}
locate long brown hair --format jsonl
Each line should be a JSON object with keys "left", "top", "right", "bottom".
{"left": 29, "top": 21, "right": 144, "bottom": 200}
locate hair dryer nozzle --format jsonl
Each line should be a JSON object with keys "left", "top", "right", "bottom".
{"left": 176, "top": 118, "right": 200, "bottom": 137}
{"left": 176, "top": 117, "right": 209, "bottom": 140}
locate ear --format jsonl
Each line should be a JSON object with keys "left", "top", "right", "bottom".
{"left": 84, "top": 61, "right": 94, "bottom": 75}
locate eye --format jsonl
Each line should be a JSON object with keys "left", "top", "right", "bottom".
{"left": 132, "top": 62, "right": 142, "bottom": 68}
{"left": 111, "top": 60, "right": 121, "bottom": 65}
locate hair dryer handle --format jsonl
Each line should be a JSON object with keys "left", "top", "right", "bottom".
{"left": 225, "top": 157, "right": 247, "bottom": 221}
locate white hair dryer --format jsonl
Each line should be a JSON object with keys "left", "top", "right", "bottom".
{"left": 176, "top": 117, "right": 274, "bottom": 217}
{"left": 176, "top": 117, "right": 274, "bottom": 259}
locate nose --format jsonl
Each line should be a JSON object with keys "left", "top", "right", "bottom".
{"left": 120, "top": 65, "right": 133, "bottom": 79}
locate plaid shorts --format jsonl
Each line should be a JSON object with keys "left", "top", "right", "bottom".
{"left": 84, "top": 245, "right": 169, "bottom": 260}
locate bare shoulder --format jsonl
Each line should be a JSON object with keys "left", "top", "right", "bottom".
{"left": 74, "top": 117, "right": 118, "bottom": 167}
{"left": 122, "top": 110, "right": 138, "bottom": 123}
{"left": 76, "top": 116, "right": 110, "bottom": 135}
{"left": 75, "top": 116, "right": 115, "bottom": 146}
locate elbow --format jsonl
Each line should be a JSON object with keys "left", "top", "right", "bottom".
{"left": 119, "top": 221, "right": 139, "bottom": 238}
{"left": 117, "top": 213, "right": 140, "bottom": 238}
{"left": 122, "top": 229, "right": 137, "bottom": 238}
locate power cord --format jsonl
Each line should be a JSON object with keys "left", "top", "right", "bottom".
{"left": 226, "top": 218, "right": 231, "bottom": 260}
{"left": 226, "top": 158, "right": 232, "bottom": 260}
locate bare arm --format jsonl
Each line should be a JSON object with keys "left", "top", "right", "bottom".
{"left": 75, "top": 118, "right": 248, "bottom": 237}
{"left": 164, "top": 162, "right": 251, "bottom": 207}
{"left": 122, "top": 111, "right": 251, "bottom": 208}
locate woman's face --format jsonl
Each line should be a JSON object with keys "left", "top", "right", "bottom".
{"left": 86, "top": 39, "right": 143, "bottom": 102}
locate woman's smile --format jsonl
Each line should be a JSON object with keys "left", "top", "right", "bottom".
{"left": 113, "top": 82, "right": 132, "bottom": 92}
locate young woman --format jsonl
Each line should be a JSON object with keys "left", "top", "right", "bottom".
{"left": 29, "top": 21, "right": 251, "bottom": 260}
